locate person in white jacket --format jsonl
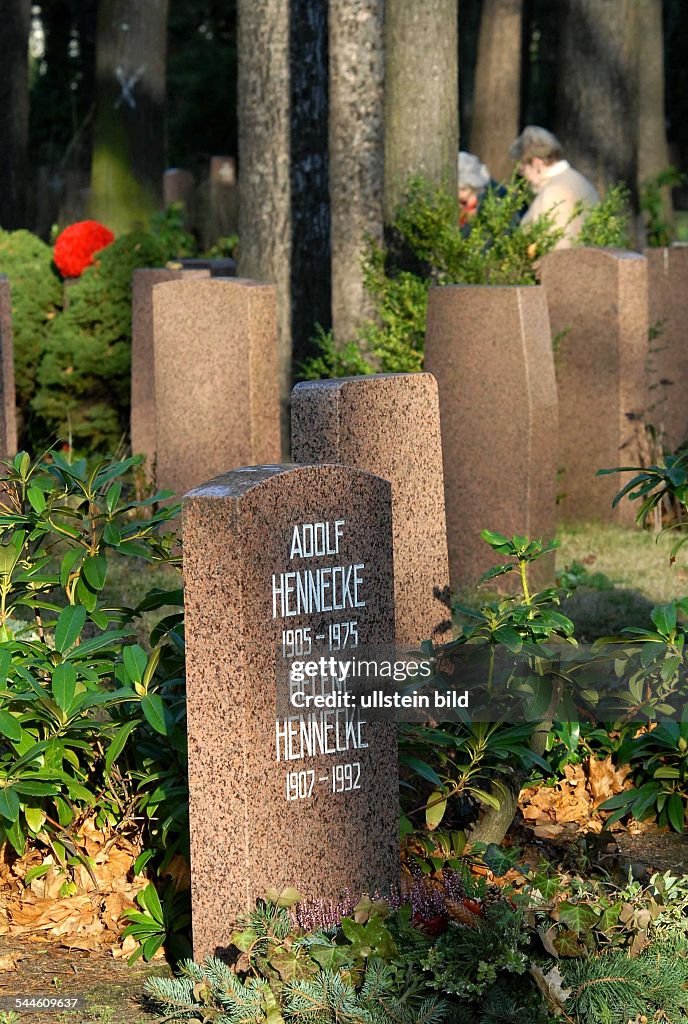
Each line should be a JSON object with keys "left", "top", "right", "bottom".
{"left": 509, "top": 125, "right": 599, "bottom": 249}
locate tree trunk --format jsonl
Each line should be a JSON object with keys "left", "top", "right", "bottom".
{"left": 288, "top": 0, "right": 330, "bottom": 367}
{"left": 384, "top": 0, "right": 459, "bottom": 219}
{"left": 0, "top": 0, "right": 30, "bottom": 230}
{"left": 329, "top": 0, "right": 384, "bottom": 343}
{"left": 557, "top": 0, "right": 638, "bottom": 199}
{"left": 90, "top": 0, "right": 168, "bottom": 234}
{"left": 636, "top": 0, "right": 673, "bottom": 233}
{"left": 238, "top": 0, "right": 330, "bottom": 454}
{"left": 470, "top": 0, "right": 523, "bottom": 183}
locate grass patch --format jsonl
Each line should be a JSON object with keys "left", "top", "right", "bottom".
{"left": 556, "top": 521, "right": 688, "bottom": 640}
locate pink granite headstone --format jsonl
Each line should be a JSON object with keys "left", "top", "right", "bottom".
{"left": 541, "top": 249, "right": 648, "bottom": 524}
{"left": 182, "top": 463, "right": 398, "bottom": 959}
{"left": 0, "top": 277, "right": 18, "bottom": 457}
{"left": 644, "top": 246, "right": 688, "bottom": 451}
{"left": 130, "top": 267, "right": 210, "bottom": 482}
{"left": 425, "top": 285, "right": 558, "bottom": 591}
{"left": 152, "top": 277, "right": 281, "bottom": 497}
{"left": 291, "top": 373, "right": 451, "bottom": 644}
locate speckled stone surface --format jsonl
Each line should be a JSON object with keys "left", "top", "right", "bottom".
{"left": 182, "top": 464, "right": 399, "bottom": 960}
{"left": 0, "top": 277, "right": 18, "bottom": 458}
{"left": 541, "top": 249, "right": 648, "bottom": 524}
{"left": 425, "top": 285, "right": 558, "bottom": 591}
{"left": 291, "top": 374, "right": 451, "bottom": 644}
{"left": 130, "top": 268, "right": 209, "bottom": 480}
{"left": 644, "top": 247, "right": 688, "bottom": 450}
{"left": 153, "top": 277, "right": 281, "bottom": 499}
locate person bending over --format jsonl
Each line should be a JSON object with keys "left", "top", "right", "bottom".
{"left": 509, "top": 125, "right": 599, "bottom": 249}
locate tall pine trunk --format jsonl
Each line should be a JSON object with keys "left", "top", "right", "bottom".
{"left": 470, "top": 0, "right": 522, "bottom": 183}
{"left": 557, "top": 0, "right": 638, "bottom": 198}
{"left": 384, "top": 0, "right": 459, "bottom": 219}
{"left": 238, "top": 0, "right": 330, "bottom": 453}
{"left": 329, "top": 0, "right": 384, "bottom": 343}
{"left": 90, "top": 0, "right": 168, "bottom": 234}
{"left": 0, "top": 0, "right": 30, "bottom": 229}
{"left": 636, "top": 0, "right": 673, "bottom": 233}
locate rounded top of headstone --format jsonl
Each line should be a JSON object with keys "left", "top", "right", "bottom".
{"left": 292, "top": 372, "right": 438, "bottom": 396}
{"left": 182, "top": 463, "right": 391, "bottom": 503}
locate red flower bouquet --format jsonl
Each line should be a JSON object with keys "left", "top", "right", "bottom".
{"left": 53, "top": 220, "right": 115, "bottom": 278}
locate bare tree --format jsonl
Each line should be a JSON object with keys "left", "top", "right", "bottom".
{"left": 470, "top": 0, "right": 523, "bottom": 182}
{"left": 90, "top": 0, "right": 168, "bottom": 234}
{"left": 329, "top": 0, "right": 384, "bottom": 342}
{"left": 636, "top": 0, "right": 673, "bottom": 231}
{"left": 384, "top": 0, "right": 459, "bottom": 219}
{"left": 557, "top": 0, "right": 638, "bottom": 197}
{"left": 0, "top": 0, "right": 31, "bottom": 229}
{"left": 238, "top": 0, "right": 330, "bottom": 452}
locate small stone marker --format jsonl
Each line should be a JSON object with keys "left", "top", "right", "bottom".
{"left": 152, "top": 277, "right": 281, "bottom": 497}
{"left": 163, "top": 168, "right": 194, "bottom": 224}
{"left": 183, "top": 463, "right": 399, "bottom": 959}
{"left": 0, "top": 277, "right": 18, "bottom": 457}
{"left": 209, "top": 155, "right": 238, "bottom": 241}
{"left": 644, "top": 246, "right": 688, "bottom": 451}
{"left": 291, "top": 373, "right": 451, "bottom": 644}
{"left": 541, "top": 249, "right": 648, "bottom": 524}
{"left": 130, "top": 267, "right": 210, "bottom": 481}
{"left": 425, "top": 285, "right": 558, "bottom": 591}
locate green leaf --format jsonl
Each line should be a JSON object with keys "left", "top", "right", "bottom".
{"left": 54, "top": 605, "right": 87, "bottom": 654}
{"left": 27, "top": 486, "right": 46, "bottom": 514}
{"left": 493, "top": 626, "right": 523, "bottom": 652}
{"left": 556, "top": 901, "right": 601, "bottom": 933}
{"left": 0, "top": 787, "right": 21, "bottom": 822}
{"left": 425, "top": 791, "right": 447, "bottom": 830}
{"left": 652, "top": 603, "right": 677, "bottom": 637}
{"left": 123, "top": 644, "right": 148, "bottom": 686}
{"left": 472, "top": 787, "right": 501, "bottom": 811}
{"left": 105, "top": 720, "right": 140, "bottom": 776}
{"left": 399, "top": 755, "right": 442, "bottom": 786}
{"left": 141, "top": 694, "right": 170, "bottom": 736}
{"left": 82, "top": 555, "right": 107, "bottom": 592}
{"left": 52, "top": 663, "right": 77, "bottom": 712}
{"left": 140, "top": 883, "right": 165, "bottom": 925}
{"left": 0, "top": 710, "right": 22, "bottom": 742}
{"left": 59, "top": 549, "right": 81, "bottom": 589}
{"left": 103, "top": 522, "right": 121, "bottom": 546}
{"left": 667, "top": 793, "right": 685, "bottom": 833}
{"left": 76, "top": 577, "right": 97, "bottom": 612}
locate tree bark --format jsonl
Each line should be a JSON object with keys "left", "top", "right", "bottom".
{"left": 0, "top": 0, "right": 30, "bottom": 230}
{"left": 90, "top": 0, "right": 168, "bottom": 234}
{"left": 384, "top": 0, "right": 459, "bottom": 219}
{"left": 557, "top": 0, "right": 638, "bottom": 199}
{"left": 329, "top": 0, "right": 384, "bottom": 343}
{"left": 238, "top": 0, "right": 330, "bottom": 454}
{"left": 470, "top": 0, "right": 523, "bottom": 182}
{"left": 636, "top": 0, "right": 673, "bottom": 232}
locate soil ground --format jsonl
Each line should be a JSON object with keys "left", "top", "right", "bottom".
{"left": 0, "top": 939, "right": 170, "bottom": 1024}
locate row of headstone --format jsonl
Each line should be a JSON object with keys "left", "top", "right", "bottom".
{"left": 163, "top": 157, "right": 238, "bottom": 249}
{"left": 134, "top": 246, "right": 686, "bottom": 593}
{"left": 137, "top": 246, "right": 688, "bottom": 958}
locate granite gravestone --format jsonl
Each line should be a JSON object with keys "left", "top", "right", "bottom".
{"left": 644, "top": 246, "right": 688, "bottom": 451}
{"left": 153, "top": 277, "right": 281, "bottom": 497}
{"left": 182, "top": 464, "right": 399, "bottom": 959}
{"left": 130, "top": 267, "right": 210, "bottom": 481}
{"left": 0, "top": 277, "right": 18, "bottom": 458}
{"left": 425, "top": 284, "right": 558, "bottom": 591}
{"left": 541, "top": 249, "right": 648, "bottom": 524}
{"left": 291, "top": 373, "right": 451, "bottom": 644}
